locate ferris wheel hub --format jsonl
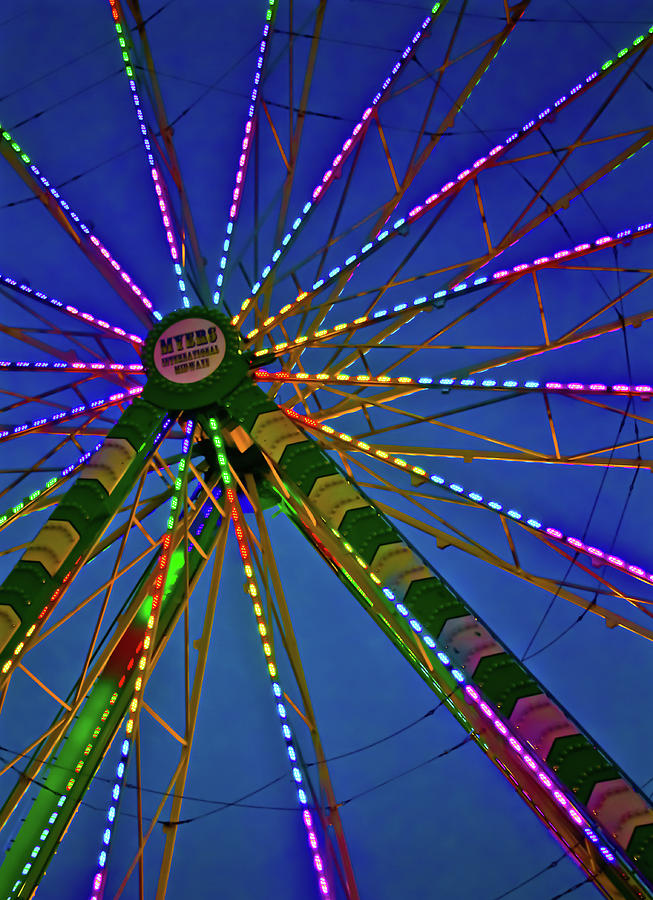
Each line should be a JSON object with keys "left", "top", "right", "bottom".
{"left": 141, "top": 307, "right": 247, "bottom": 410}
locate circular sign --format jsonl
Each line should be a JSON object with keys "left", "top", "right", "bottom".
{"left": 152, "top": 317, "right": 226, "bottom": 384}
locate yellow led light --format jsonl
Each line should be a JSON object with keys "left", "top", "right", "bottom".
{"left": 395, "top": 458, "right": 407, "bottom": 467}
{"left": 280, "top": 304, "right": 292, "bottom": 314}
{"left": 295, "top": 335, "right": 308, "bottom": 343}
{"left": 398, "top": 377, "right": 413, "bottom": 383}
{"left": 263, "top": 316, "right": 275, "bottom": 326}
{"left": 354, "top": 317, "right": 367, "bottom": 324}
{"left": 315, "top": 329, "right": 327, "bottom": 337}
{"left": 376, "top": 450, "right": 389, "bottom": 458}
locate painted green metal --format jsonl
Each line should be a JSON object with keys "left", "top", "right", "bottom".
{"left": 0, "top": 399, "right": 168, "bottom": 677}
{"left": 2, "top": 309, "right": 652, "bottom": 898}
{"left": 0, "top": 485, "right": 224, "bottom": 898}
{"left": 219, "top": 378, "right": 653, "bottom": 898}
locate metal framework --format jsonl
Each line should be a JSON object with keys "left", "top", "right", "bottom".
{"left": 1, "top": 2, "right": 653, "bottom": 898}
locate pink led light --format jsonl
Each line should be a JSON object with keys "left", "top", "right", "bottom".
{"left": 235, "top": 11, "right": 437, "bottom": 314}
{"left": 215, "top": 3, "right": 281, "bottom": 303}
{"left": 109, "top": 3, "right": 186, "bottom": 306}
{"left": 287, "top": 406, "right": 653, "bottom": 592}
{"left": 0, "top": 273, "right": 144, "bottom": 344}
{"left": 606, "top": 555, "right": 625, "bottom": 567}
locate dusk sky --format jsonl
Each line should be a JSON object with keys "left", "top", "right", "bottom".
{"left": 1, "top": 2, "right": 653, "bottom": 898}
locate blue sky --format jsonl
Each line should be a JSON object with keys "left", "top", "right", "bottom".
{"left": 1, "top": 2, "right": 653, "bottom": 898}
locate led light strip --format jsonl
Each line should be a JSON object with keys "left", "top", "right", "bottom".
{"left": 283, "top": 408, "right": 653, "bottom": 587}
{"left": 253, "top": 369, "right": 653, "bottom": 397}
{"left": 0, "top": 273, "right": 144, "bottom": 345}
{"left": 88, "top": 419, "right": 194, "bottom": 900}
{"left": 204, "top": 416, "right": 331, "bottom": 898}
{"left": 108, "top": 1, "right": 189, "bottom": 308}
{"left": 214, "top": 0, "right": 278, "bottom": 305}
{"left": 231, "top": 3, "right": 443, "bottom": 323}
{"left": 0, "top": 414, "right": 172, "bottom": 687}
{"left": 327, "top": 522, "right": 618, "bottom": 865}
{"left": 7, "top": 458, "right": 219, "bottom": 900}
{"left": 0, "top": 387, "right": 143, "bottom": 442}
{"left": 0, "top": 128, "right": 157, "bottom": 321}
{"left": 248, "top": 220, "right": 653, "bottom": 349}
{"left": 0, "top": 360, "right": 144, "bottom": 373}
{"left": 241, "top": 20, "right": 653, "bottom": 331}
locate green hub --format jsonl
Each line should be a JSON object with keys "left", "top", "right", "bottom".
{"left": 141, "top": 307, "right": 248, "bottom": 410}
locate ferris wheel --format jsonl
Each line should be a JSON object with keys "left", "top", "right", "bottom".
{"left": 1, "top": 1, "right": 653, "bottom": 897}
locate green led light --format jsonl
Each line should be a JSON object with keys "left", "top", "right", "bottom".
{"left": 601, "top": 59, "right": 614, "bottom": 70}
{"left": 46, "top": 477, "right": 58, "bottom": 487}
